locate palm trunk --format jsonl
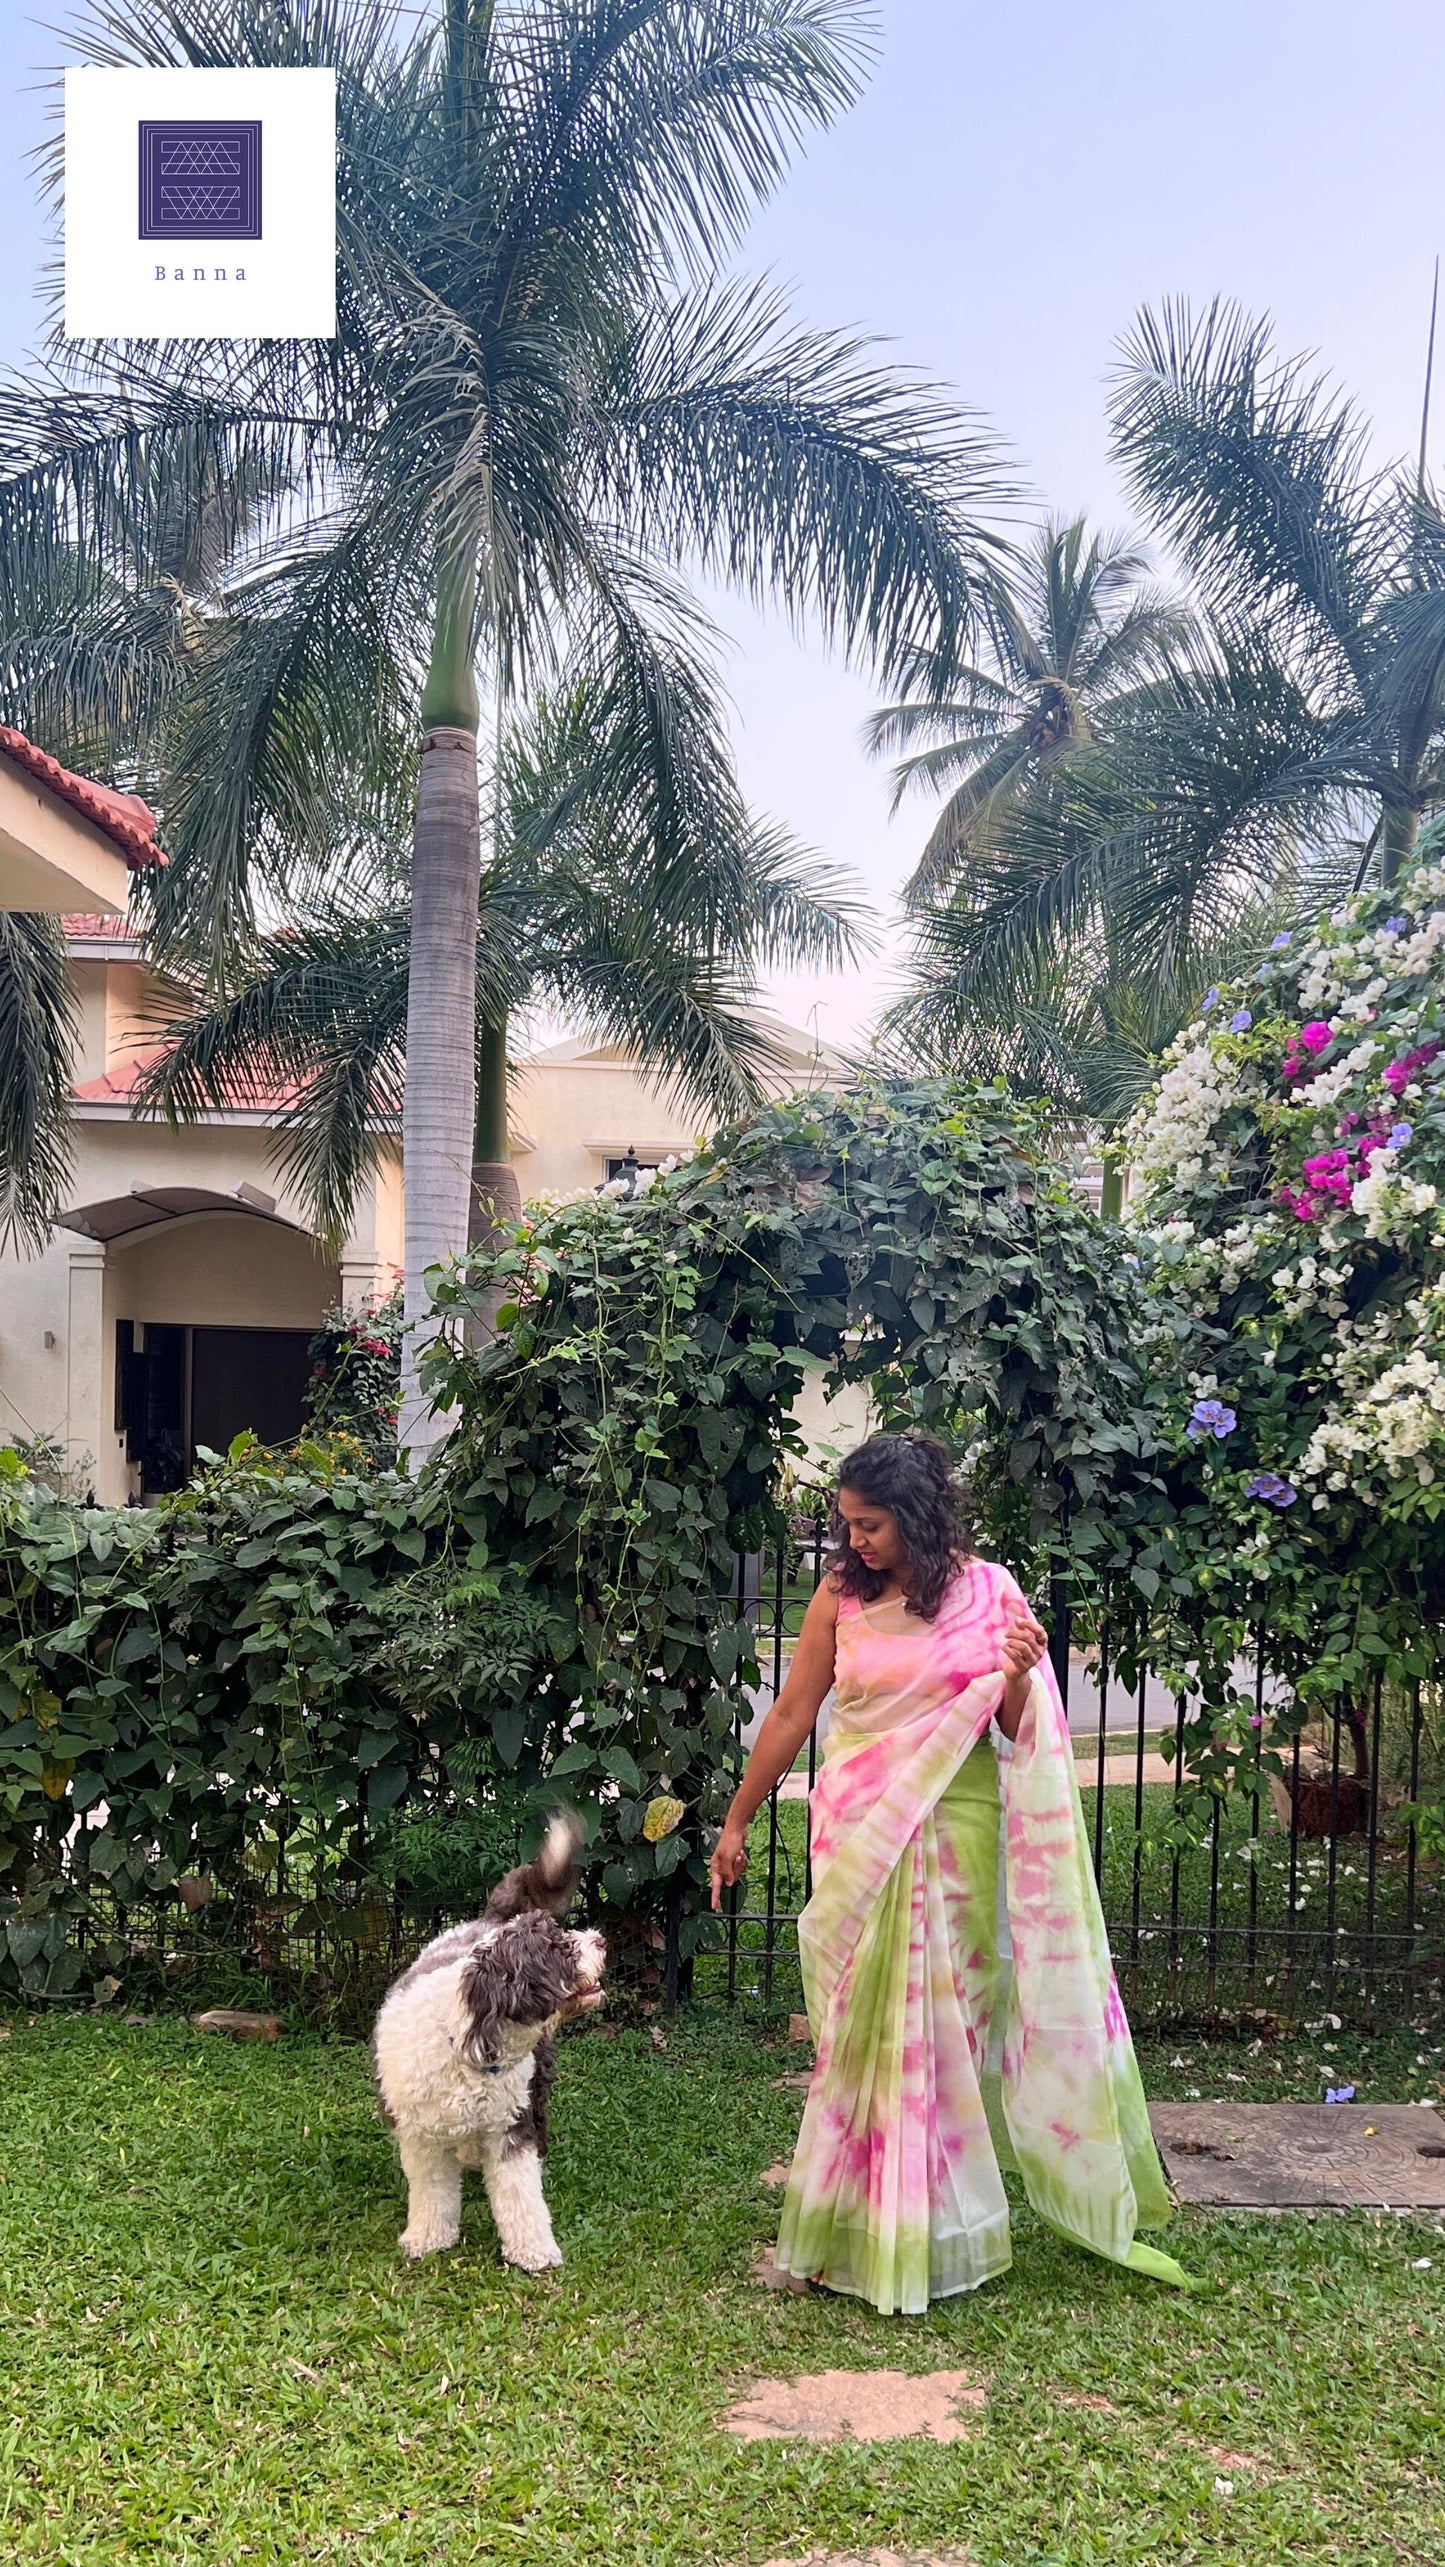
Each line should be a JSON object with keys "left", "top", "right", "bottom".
{"left": 469, "top": 1014, "right": 522, "bottom": 1239}
{"left": 398, "top": 543, "right": 482, "bottom": 1464}
{"left": 466, "top": 1015, "right": 523, "bottom": 1350}
{"left": 1380, "top": 802, "right": 1420, "bottom": 885}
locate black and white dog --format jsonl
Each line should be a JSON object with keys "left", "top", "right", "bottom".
{"left": 372, "top": 1814, "right": 605, "bottom": 2268}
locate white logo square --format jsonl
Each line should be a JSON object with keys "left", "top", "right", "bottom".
{"left": 65, "top": 66, "right": 336, "bottom": 340}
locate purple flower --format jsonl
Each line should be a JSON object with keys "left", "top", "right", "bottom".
{"left": 1270, "top": 931, "right": 1292, "bottom": 950}
{"left": 1201, "top": 987, "right": 1220, "bottom": 1013}
{"left": 1246, "top": 1470, "right": 1298, "bottom": 1508}
{"left": 1388, "top": 1121, "right": 1413, "bottom": 1150}
{"left": 1325, "top": 2085, "right": 1356, "bottom": 2104}
{"left": 1187, "top": 1398, "right": 1237, "bottom": 1442}
{"left": 1230, "top": 1009, "right": 1253, "bottom": 1032}
{"left": 1383, "top": 916, "right": 1406, "bottom": 935}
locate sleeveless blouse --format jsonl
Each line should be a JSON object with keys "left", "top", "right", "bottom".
{"left": 828, "top": 1557, "right": 1026, "bottom": 1739}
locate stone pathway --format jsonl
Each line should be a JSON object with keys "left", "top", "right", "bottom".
{"left": 725, "top": 2370, "right": 987, "bottom": 2444}
{"left": 1150, "top": 2100, "right": 1445, "bottom": 2207}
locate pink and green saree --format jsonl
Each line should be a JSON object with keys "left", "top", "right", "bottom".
{"left": 773, "top": 1559, "right": 1187, "bottom": 2313}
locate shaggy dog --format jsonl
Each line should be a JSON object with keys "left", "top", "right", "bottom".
{"left": 372, "top": 1813, "right": 605, "bottom": 2268}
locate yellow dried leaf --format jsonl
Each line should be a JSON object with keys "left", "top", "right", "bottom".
{"left": 40, "top": 1755, "right": 75, "bottom": 1801}
{"left": 642, "top": 1794, "right": 685, "bottom": 1843}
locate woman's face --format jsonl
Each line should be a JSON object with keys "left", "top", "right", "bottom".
{"left": 837, "top": 1483, "right": 904, "bottom": 1576}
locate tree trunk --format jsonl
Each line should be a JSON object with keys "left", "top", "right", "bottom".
{"left": 1380, "top": 802, "right": 1420, "bottom": 885}
{"left": 467, "top": 1014, "right": 523, "bottom": 1340}
{"left": 398, "top": 547, "right": 481, "bottom": 1465}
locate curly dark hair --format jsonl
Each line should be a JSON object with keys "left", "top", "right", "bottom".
{"left": 825, "top": 1432, "right": 974, "bottom": 1620}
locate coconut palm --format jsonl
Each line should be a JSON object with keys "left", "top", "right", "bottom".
{"left": 864, "top": 516, "right": 1189, "bottom": 902}
{"left": 0, "top": 0, "right": 1004, "bottom": 1457}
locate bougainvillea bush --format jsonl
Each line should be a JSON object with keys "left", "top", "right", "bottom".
{"left": 301, "top": 1288, "right": 403, "bottom": 1464}
{"left": 1124, "top": 825, "right": 1445, "bottom": 1790}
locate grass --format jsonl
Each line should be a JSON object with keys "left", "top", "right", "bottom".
{"left": 1, "top": 2006, "right": 1442, "bottom": 2567}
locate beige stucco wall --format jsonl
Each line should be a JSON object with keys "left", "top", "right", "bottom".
{"left": 0, "top": 1111, "right": 385, "bottom": 1502}
{"left": 790, "top": 1358, "right": 872, "bottom": 1474}
{"left": 510, "top": 1054, "right": 706, "bottom": 1200}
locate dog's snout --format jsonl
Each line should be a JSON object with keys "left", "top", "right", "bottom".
{"left": 572, "top": 1929, "right": 606, "bottom": 1986}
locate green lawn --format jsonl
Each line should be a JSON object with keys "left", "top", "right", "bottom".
{"left": 1, "top": 2008, "right": 1441, "bottom": 2566}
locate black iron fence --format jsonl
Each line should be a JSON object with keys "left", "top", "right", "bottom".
{"left": 707, "top": 1524, "right": 1443, "bottom": 2025}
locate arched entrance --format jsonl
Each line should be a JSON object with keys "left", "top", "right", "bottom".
{"left": 56, "top": 1191, "right": 341, "bottom": 1497}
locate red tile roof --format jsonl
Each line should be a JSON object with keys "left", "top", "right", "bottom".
{"left": 62, "top": 912, "right": 144, "bottom": 942}
{"left": 0, "top": 726, "right": 166, "bottom": 868}
{"left": 73, "top": 1046, "right": 303, "bottom": 1114}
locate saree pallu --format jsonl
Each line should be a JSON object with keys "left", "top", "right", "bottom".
{"left": 773, "top": 1564, "right": 1186, "bottom": 2313}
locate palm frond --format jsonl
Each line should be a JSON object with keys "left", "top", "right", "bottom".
{"left": 1109, "top": 299, "right": 1381, "bottom": 680}
{"left": 608, "top": 276, "right": 1010, "bottom": 688}
{"left": 0, "top": 914, "right": 76, "bottom": 1252}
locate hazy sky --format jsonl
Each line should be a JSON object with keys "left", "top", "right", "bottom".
{"left": 3, "top": 1, "right": 1444, "bottom": 1043}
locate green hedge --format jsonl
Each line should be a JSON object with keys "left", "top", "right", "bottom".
{"left": 0, "top": 1439, "right": 545, "bottom": 2003}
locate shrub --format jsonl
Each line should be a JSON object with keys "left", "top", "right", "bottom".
{"left": 1120, "top": 831, "right": 1445, "bottom": 1809}
{"left": 423, "top": 1077, "right": 1167, "bottom": 1945}
{"left": 302, "top": 1288, "right": 402, "bottom": 1464}
{"left": 0, "top": 1438, "right": 544, "bottom": 2004}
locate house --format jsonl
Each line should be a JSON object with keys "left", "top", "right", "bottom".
{"left": 0, "top": 922, "right": 856, "bottom": 1500}
{"left": 509, "top": 1023, "right": 843, "bottom": 1197}
{"left": 0, "top": 725, "right": 163, "bottom": 915}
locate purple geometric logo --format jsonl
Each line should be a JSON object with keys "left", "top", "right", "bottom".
{"left": 138, "top": 121, "right": 262, "bottom": 240}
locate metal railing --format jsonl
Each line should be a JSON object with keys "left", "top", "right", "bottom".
{"left": 710, "top": 1525, "right": 1441, "bottom": 2024}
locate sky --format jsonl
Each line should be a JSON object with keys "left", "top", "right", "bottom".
{"left": 3, "top": 1, "right": 1445, "bottom": 1044}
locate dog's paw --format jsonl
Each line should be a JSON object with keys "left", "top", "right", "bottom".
{"left": 504, "top": 2242, "right": 563, "bottom": 2273}
{"left": 399, "top": 2227, "right": 458, "bottom": 2260}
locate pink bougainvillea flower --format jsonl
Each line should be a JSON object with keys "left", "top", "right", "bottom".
{"left": 1384, "top": 1041, "right": 1440, "bottom": 1096}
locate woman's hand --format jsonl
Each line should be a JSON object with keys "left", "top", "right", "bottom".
{"left": 998, "top": 1598, "right": 1049, "bottom": 1738}
{"left": 709, "top": 1820, "right": 749, "bottom": 1911}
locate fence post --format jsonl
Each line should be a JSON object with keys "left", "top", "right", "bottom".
{"left": 1047, "top": 1570, "right": 1072, "bottom": 1704}
{"left": 663, "top": 1869, "right": 683, "bottom": 2019}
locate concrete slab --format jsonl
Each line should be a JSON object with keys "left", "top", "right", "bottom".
{"left": 1149, "top": 2101, "right": 1445, "bottom": 2207}
{"left": 724, "top": 2369, "right": 987, "bottom": 2443}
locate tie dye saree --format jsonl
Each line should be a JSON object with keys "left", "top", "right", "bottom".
{"left": 772, "top": 1559, "right": 1187, "bottom": 2313}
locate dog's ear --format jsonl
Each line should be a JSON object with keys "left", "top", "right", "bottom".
{"left": 484, "top": 1810, "right": 583, "bottom": 1923}
{"left": 459, "top": 1915, "right": 580, "bottom": 2063}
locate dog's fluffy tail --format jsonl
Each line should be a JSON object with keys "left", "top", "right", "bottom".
{"left": 484, "top": 1810, "right": 584, "bottom": 1922}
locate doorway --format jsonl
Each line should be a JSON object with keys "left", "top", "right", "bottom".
{"left": 117, "top": 1321, "right": 316, "bottom": 1494}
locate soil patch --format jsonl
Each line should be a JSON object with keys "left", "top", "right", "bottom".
{"left": 724, "top": 2369, "right": 987, "bottom": 2443}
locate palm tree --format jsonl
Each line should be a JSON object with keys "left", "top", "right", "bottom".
{"left": 883, "top": 627, "right": 1349, "bottom": 1197}
{"left": 1110, "top": 298, "right": 1445, "bottom": 884}
{"left": 0, "top": 0, "right": 1004, "bottom": 1458}
{"left": 864, "top": 516, "right": 1189, "bottom": 902}
{"left": 131, "top": 666, "right": 863, "bottom": 1244}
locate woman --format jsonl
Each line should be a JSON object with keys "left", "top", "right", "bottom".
{"left": 710, "top": 1433, "right": 1185, "bottom": 2313}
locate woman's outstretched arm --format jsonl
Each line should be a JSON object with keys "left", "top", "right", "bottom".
{"left": 708, "top": 1580, "right": 840, "bottom": 1910}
